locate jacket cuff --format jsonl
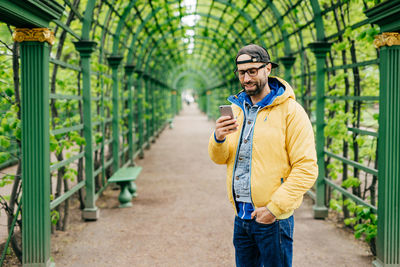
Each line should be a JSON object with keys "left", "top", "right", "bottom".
{"left": 266, "top": 202, "right": 284, "bottom": 218}
{"left": 214, "top": 132, "right": 226, "bottom": 143}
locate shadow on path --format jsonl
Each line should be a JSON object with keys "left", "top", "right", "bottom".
{"left": 53, "top": 104, "right": 372, "bottom": 267}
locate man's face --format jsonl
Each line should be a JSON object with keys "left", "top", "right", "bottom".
{"left": 236, "top": 54, "right": 271, "bottom": 96}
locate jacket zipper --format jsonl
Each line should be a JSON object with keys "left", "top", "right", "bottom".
{"left": 228, "top": 99, "right": 245, "bottom": 214}
{"left": 247, "top": 107, "right": 264, "bottom": 210}
{"left": 228, "top": 96, "right": 270, "bottom": 212}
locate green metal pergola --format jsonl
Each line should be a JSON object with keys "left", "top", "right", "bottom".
{"left": 0, "top": 0, "right": 399, "bottom": 266}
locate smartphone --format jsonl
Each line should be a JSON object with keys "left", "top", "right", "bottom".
{"left": 219, "top": 105, "right": 234, "bottom": 119}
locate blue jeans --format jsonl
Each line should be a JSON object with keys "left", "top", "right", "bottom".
{"left": 233, "top": 215, "right": 294, "bottom": 267}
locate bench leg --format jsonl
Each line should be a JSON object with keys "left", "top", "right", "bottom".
{"left": 118, "top": 182, "right": 133, "bottom": 208}
{"left": 128, "top": 181, "right": 137, "bottom": 198}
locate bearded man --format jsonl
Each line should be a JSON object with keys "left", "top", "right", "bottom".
{"left": 208, "top": 44, "right": 318, "bottom": 267}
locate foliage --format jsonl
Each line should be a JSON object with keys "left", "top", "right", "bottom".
{"left": 343, "top": 200, "right": 377, "bottom": 242}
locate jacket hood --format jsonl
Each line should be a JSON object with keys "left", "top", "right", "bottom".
{"left": 268, "top": 76, "right": 295, "bottom": 107}
{"left": 228, "top": 76, "right": 295, "bottom": 110}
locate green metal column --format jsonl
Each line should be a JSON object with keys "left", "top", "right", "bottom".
{"left": 151, "top": 80, "right": 156, "bottom": 140}
{"left": 156, "top": 85, "right": 161, "bottom": 136}
{"left": 309, "top": 42, "right": 332, "bottom": 219}
{"left": 168, "top": 90, "right": 174, "bottom": 129}
{"left": 375, "top": 35, "right": 400, "bottom": 267}
{"left": 125, "top": 65, "right": 135, "bottom": 164}
{"left": 366, "top": 2, "right": 400, "bottom": 266}
{"left": 206, "top": 90, "right": 211, "bottom": 119}
{"left": 74, "top": 41, "right": 99, "bottom": 221}
{"left": 107, "top": 55, "right": 123, "bottom": 172}
{"left": 279, "top": 56, "right": 296, "bottom": 84}
{"left": 171, "top": 90, "right": 177, "bottom": 117}
{"left": 136, "top": 74, "right": 145, "bottom": 159}
{"left": 15, "top": 28, "right": 53, "bottom": 267}
{"left": 144, "top": 75, "right": 151, "bottom": 149}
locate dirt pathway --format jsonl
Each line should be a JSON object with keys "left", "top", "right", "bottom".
{"left": 53, "top": 104, "right": 373, "bottom": 267}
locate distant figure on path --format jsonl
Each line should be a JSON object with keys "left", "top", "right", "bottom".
{"left": 208, "top": 44, "right": 318, "bottom": 267}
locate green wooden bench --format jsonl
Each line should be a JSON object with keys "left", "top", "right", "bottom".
{"left": 108, "top": 166, "right": 142, "bottom": 208}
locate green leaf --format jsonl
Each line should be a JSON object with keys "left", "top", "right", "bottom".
{"left": 281, "top": 23, "right": 292, "bottom": 31}
{"left": 341, "top": 177, "right": 361, "bottom": 189}
{"left": 0, "top": 136, "right": 10, "bottom": 148}
{"left": 51, "top": 210, "right": 60, "bottom": 225}
{"left": 356, "top": 31, "right": 367, "bottom": 41}
{"left": 354, "top": 228, "right": 364, "bottom": 239}
{"left": 0, "top": 152, "right": 10, "bottom": 162}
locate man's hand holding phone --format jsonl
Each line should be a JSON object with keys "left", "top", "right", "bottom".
{"left": 215, "top": 105, "right": 238, "bottom": 141}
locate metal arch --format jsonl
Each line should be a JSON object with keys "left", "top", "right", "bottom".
{"left": 141, "top": 38, "right": 234, "bottom": 85}
{"left": 169, "top": 60, "right": 219, "bottom": 86}
{"left": 112, "top": 0, "right": 139, "bottom": 54}
{"left": 98, "top": 0, "right": 116, "bottom": 64}
{"left": 130, "top": 16, "right": 244, "bottom": 83}
{"left": 197, "top": 2, "right": 250, "bottom": 55}
{"left": 133, "top": 20, "right": 244, "bottom": 63}
{"left": 137, "top": 36, "right": 230, "bottom": 71}
{"left": 249, "top": 1, "right": 274, "bottom": 32}
{"left": 213, "top": 0, "right": 265, "bottom": 47}
{"left": 264, "top": 0, "right": 292, "bottom": 55}
{"left": 172, "top": 70, "right": 210, "bottom": 89}
{"left": 198, "top": 1, "right": 266, "bottom": 55}
{"left": 140, "top": 44, "right": 229, "bottom": 92}
{"left": 122, "top": 2, "right": 269, "bottom": 63}
{"left": 148, "top": 48, "right": 228, "bottom": 85}
{"left": 171, "top": 67, "right": 213, "bottom": 89}
{"left": 87, "top": 0, "right": 306, "bottom": 90}
{"left": 113, "top": 1, "right": 267, "bottom": 60}
{"left": 309, "top": 0, "right": 325, "bottom": 41}
{"left": 135, "top": 25, "right": 239, "bottom": 79}
{"left": 132, "top": 14, "right": 243, "bottom": 78}
{"left": 84, "top": 0, "right": 301, "bottom": 73}
{"left": 280, "top": 0, "right": 306, "bottom": 51}
{"left": 126, "top": 11, "right": 246, "bottom": 65}
{"left": 168, "top": 60, "right": 220, "bottom": 86}
{"left": 141, "top": 50, "right": 223, "bottom": 91}
{"left": 176, "top": 79, "right": 207, "bottom": 93}
{"left": 173, "top": 71, "right": 209, "bottom": 90}
{"left": 147, "top": 44, "right": 236, "bottom": 85}
{"left": 169, "top": 59, "right": 220, "bottom": 88}
{"left": 169, "top": 58, "right": 220, "bottom": 83}
{"left": 127, "top": 3, "right": 282, "bottom": 84}
{"left": 81, "top": 0, "right": 96, "bottom": 40}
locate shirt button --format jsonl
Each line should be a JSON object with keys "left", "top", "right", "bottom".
{"left": 237, "top": 195, "right": 240, "bottom": 198}
{"left": 244, "top": 140, "right": 248, "bottom": 144}
{"left": 239, "top": 157, "right": 243, "bottom": 160}
{"left": 235, "top": 176, "right": 239, "bottom": 180}
{"left": 248, "top": 121, "right": 252, "bottom": 124}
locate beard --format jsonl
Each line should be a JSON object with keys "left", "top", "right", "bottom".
{"left": 240, "top": 78, "right": 268, "bottom": 96}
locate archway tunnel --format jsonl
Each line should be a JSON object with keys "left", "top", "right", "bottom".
{"left": 0, "top": 0, "right": 399, "bottom": 266}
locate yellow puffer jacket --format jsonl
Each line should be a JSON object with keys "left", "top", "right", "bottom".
{"left": 208, "top": 77, "right": 318, "bottom": 219}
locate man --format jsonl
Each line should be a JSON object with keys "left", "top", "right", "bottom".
{"left": 208, "top": 44, "right": 318, "bottom": 267}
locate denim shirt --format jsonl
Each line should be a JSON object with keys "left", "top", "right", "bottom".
{"left": 228, "top": 78, "right": 286, "bottom": 219}
{"left": 233, "top": 102, "right": 260, "bottom": 203}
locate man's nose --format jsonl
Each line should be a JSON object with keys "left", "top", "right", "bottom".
{"left": 243, "top": 72, "right": 252, "bottom": 82}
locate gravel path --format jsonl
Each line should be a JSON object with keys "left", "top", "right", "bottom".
{"left": 53, "top": 104, "right": 373, "bottom": 267}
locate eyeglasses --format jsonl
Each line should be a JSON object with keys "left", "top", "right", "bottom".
{"left": 234, "top": 64, "right": 266, "bottom": 79}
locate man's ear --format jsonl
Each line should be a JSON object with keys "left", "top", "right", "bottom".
{"left": 265, "top": 63, "right": 272, "bottom": 76}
